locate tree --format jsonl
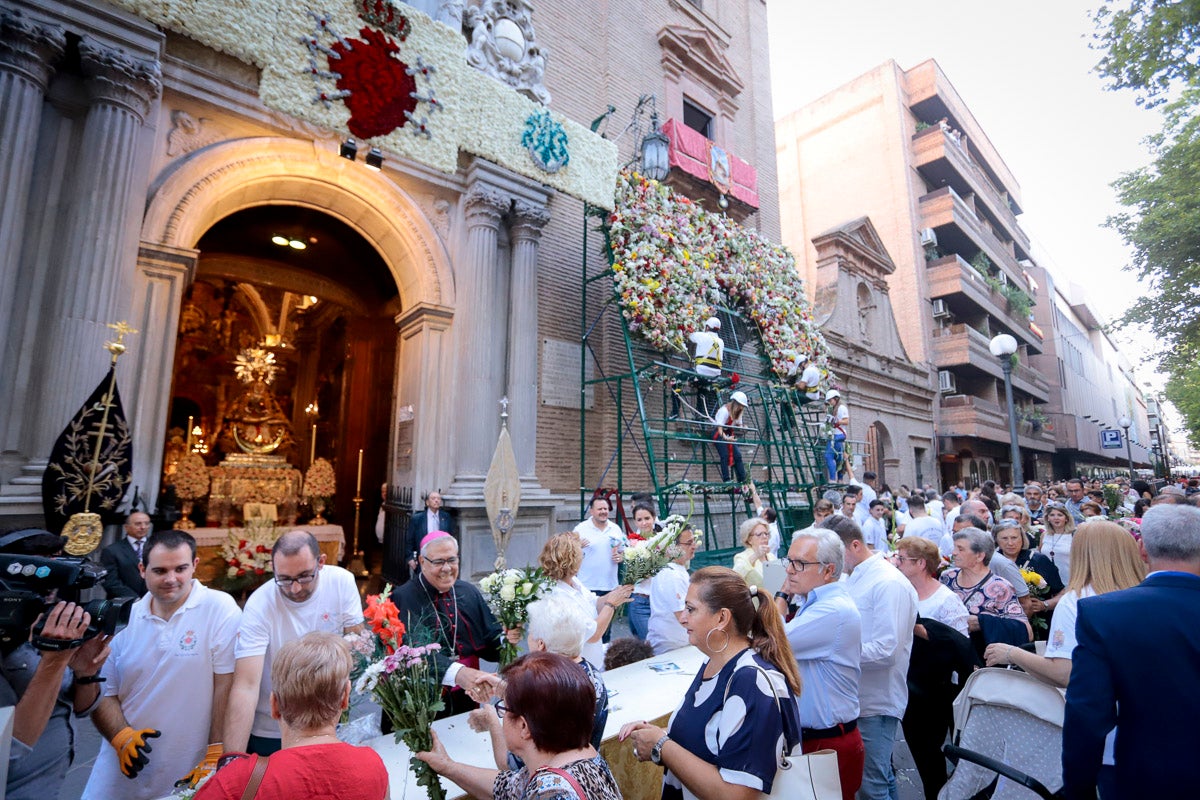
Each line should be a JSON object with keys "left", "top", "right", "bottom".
{"left": 1093, "top": 0, "right": 1200, "bottom": 107}
{"left": 1165, "top": 361, "right": 1200, "bottom": 448}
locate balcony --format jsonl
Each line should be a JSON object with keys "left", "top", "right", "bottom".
{"left": 939, "top": 394, "right": 1056, "bottom": 452}
{"left": 662, "top": 118, "right": 759, "bottom": 208}
{"left": 919, "top": 186, "right": 1027, "bottom": 290}
{"left": 927, "top": 254, "right": 1042, "bottom": 352}
{"left": 931, "top": 323, "right": 1050, "bottom": 403}
{"left": 912, "top": 126, "right": 1029, "bottom": 253}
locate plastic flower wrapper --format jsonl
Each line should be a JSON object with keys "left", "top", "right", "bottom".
{"left": 622, "top": 514, "right": 688, "bottom": 586}
{"left": 1021, "top": 568, "right": 1051, "bottom": 632}
{"left": 356, "top": 641, "right": 447, "bottom": 800}
{"left": 479, "top": 566, "right": 554, "bottom": 666}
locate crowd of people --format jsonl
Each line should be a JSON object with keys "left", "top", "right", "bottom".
{"left": 5, "top": 471, "right": 1200, "bottom": 800}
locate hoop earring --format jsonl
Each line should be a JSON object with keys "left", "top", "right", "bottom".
{"left": 705, "top": 627, "right": 730, "bottom": 654}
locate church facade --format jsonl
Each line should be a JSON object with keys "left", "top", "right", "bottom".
{"left": 0, "top": 0, "right": 782, "bottom": 575}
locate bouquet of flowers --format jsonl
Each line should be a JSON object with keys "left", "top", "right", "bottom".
{"left": 217, "top": 518, "right": 276, "bottom": 594}
{"left": 1021, "top": 568, "right": 1051, "bottom": 631}
{"left": 346, "top": 584, "right": 405, "bottom": 684}
{"left": 1027, "top": 521, "right": 1046, "bottom": 548}
{"left": 479, "top": 567, "right": 555, "bottom": 667}
{"left": 173, "top": 453, "right": 210, "bottom": 500}
{"left": 356, "top": 642, "right": 446, "bottom": 800}
{"left": 302, "top": 457, "right": 336, "bottom": 499}
{"left": 1102, "top": 483, "right": 1129, "bottom": 518}
{"left": 622, "top": 514, "right": 688, "bottom": 585}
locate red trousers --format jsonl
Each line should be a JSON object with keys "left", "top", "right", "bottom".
{"left": 803, "top": 728, "right": 865, "bottom": 800}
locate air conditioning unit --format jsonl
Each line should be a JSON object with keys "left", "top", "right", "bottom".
{"left": 995, "top": 271, "right": 1009, "bottom": 286}
{"left": 932, "top": 299, "right": 951, "bottom": 318}
{"left": 938, "top": 370, "right": 957, "bottom": 393}
{"left": 920, "top": 228, "right": 938, "bottom": 247}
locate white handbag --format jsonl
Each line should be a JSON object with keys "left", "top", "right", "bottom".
{"left": 724, "top": 663, "right": 843, "bottom": 800}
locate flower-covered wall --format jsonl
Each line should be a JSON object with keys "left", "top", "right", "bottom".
{"left": 607, "top": 170, "right": 831, "bottom": 379}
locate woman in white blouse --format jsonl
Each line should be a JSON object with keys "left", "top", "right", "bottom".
{"left": 894, "top": 536, "right": 968, "bottom": 635}
{"left": 538, "top": 533, "right": 632, "bottom": 667}
{"left": 1038, "top": 502, "right": 1078, "bottom": 584}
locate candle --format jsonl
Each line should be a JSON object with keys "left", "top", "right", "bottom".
{"left": 310, "top": 423, "right": 317, "bottom": 464}
{"left": 186, "top": 416, "right": 194, "bottom": 449}
{"left": 356, "top": 448, "right": 363, "bottom": 493}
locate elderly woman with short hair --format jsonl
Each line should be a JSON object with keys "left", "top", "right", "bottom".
{"left": 417, "top": 652, "right": 622, "bottom": 800}
{"left": 940, "top": 528, "right": 1031, "bottom": 644}
{"left": 731, "top": 516, "right": 775, "bottom": 592}
{"left": 471, "top": 592, "right": 609, "bottom": 767}
{"left": 894, "top": 536, "right": 968, "bottom": 636}
{"left": 195, "top": 632, "right": 388, "bottom": 799}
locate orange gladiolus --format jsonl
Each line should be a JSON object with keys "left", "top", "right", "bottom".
{"left": 363, "top": 592, "right": 405, "bottom": 655}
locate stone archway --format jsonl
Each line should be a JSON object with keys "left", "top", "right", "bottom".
{"left": 865, "top": 420, "right": 894, "bottom": 487}
{"left": 129, "top": 136, "right": 457, "bottom": 507}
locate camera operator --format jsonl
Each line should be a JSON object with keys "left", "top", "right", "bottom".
{"left": 1, "top": 528, "right": 112, "bottom": 800}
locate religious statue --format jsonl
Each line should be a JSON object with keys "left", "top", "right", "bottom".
{"left": 223, "top": 348, "right": 293, "bottom": 455}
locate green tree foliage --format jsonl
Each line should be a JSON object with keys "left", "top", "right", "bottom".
{"left": 1093, "top": 0, "right": 1200, "bottom": 107}
{"left": 1165, "top": 362, "right": 1200, "bottom": 447}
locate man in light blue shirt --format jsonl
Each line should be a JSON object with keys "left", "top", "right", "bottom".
{"left": 781, "top": 528, "right": 864, "bottom": 800}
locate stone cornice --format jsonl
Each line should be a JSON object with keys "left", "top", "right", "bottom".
{"left": 0, "top": 9, "right": 66, "bottom": 91}
{"left": 79, "top": 38, "right": 162, "bottom": 121}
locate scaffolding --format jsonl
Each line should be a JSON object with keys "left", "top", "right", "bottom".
{"left": 579, "top": 221, "right": 837, "bottom": 567}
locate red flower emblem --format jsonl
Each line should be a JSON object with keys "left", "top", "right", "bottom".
{"left": 329, "top": 27, "right": 417, "bottom": 139}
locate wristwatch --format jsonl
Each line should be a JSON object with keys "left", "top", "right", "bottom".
{"left": 650, "top": 734, "right": 670, "bottom": 765}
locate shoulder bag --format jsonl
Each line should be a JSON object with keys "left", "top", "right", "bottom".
{"left": 722, "top": 663, "right": 841, "bottom": 800}
{"left": 239, "top": 755, "right": 270, "bottom": 800}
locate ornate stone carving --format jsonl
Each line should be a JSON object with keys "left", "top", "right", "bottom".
{"left": 464, "top": 184, "right": 510, "bottom": 227}
{"left": 79, "top": 39, "right": 163, "bottom": 122}
{"left": 438, "top": 0, "right": 465, "bottom": 27}
{"left": 510, "top": 199, "right": 550, "bottom": 239}
{"left": 462, "top": 0, "right": 551, "bottom": 105}
{"left": 166, "top": 109, "right": 220, "bottom": 157}
{"left": 0, "top": 9, "right": 66, "bottom": 91}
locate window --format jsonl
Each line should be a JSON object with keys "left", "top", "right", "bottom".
{"left": 683, "top": 98, "right": 713, "bottom": 139}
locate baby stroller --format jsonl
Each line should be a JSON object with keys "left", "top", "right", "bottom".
{"left": 937, "top": 666, "right": 1066, "bottom": 799}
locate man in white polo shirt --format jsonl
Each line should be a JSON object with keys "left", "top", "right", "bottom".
{"left": 573, "top": 496, "right": 627, "bottom": 603}
{"left": 223, "top": 530, "right": 363, "bottom": 755}
{"left": 646, "top": 526, "right": 697, "bottom": 654}
{"left": 83, "top": 530, "right": 241, "bottom": 800}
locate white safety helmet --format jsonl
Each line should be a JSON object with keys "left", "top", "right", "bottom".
{"left": 705, "top": 317, "right": 721, "bottom": 330}
{"left": 825, "top": 389, "right": 841, "bottom": 402}
{"left": 730, "top": 391, "right": 749, "bottom": 407}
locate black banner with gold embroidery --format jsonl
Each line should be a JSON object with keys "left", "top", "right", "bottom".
{"left": 41, "top": 367, "right": 133, "bottom": 533}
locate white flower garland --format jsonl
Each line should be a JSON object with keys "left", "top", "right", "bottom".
{"left": 111, "top": 0, "right": 618, "bottom": 208}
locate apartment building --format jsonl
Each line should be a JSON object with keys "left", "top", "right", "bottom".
{"left": 777, "top": 59, "right": 1054, "bottom": 489}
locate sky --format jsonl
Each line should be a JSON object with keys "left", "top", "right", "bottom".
{"left": 766, "top": 0, "right": 1165, "bottom": 389}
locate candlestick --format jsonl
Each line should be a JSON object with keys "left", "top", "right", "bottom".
{"left": 310, "top": 423, "right": 317, "bottom": 464}
{"left": 356, "top": 448, "right": 363, "bottom": 494}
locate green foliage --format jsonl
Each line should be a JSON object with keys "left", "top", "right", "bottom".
{"left": 1165, "top": 363, "right": 1200, "bottom": 448}
{"left": 970, "top": 251, "right": 993, "bottom": 277}
{"left": 998, "top": 282, "right": 1034, "bottom": 320}
{"left": 1093, "top": 0, "right": 1200, "bottom": 108}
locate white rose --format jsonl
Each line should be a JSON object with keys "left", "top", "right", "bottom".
{"left": 521, "top": 582, "right": 534, "bottom": 596}
{"left": 500, "top": 585, "right": 517, "bottom": 601}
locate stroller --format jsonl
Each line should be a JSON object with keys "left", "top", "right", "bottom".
{"left": 937, "top": 667, "right": 1066, "bottom": 800}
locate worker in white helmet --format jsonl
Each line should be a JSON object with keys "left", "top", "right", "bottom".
{"left": 712, "top": 390, "right": 749, "bottom": 483}
{"left": 671, "top": 316, "right": 725, "bottom": 420}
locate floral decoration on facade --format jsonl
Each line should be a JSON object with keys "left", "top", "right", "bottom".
{"left": 302, "top": 457, "right": 337, "bottom": 499}
{"left": 108, "top": 0, "right": 619, "bottom": 209}
{"left": 608, "top": 170, "right": 831, "bottom": 379}
{"left": 521, "top": 108, "right": 569, "bottom": 173}
{"left": 173, "top": 453, "right": 210, "bottom": 500}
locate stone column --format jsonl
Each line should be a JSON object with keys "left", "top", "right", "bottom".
{"left": 507, "top": 200, "right": 550, "bottom": 478}
{"left": 451, "top": 184, "right": 511, "bottom": 482}
{"left": 0, "top": 11, "right": 65, "bottom": 461}
{"left": 31, "top": 40, "right": 161, "bottom": 457}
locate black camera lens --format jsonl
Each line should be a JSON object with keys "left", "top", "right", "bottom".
{"left": 82, "top": 597, "right": 133, "bottom": 638}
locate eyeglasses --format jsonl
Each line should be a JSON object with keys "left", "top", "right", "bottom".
{"left": 784, "top": 558, "right": 825, "bottom": 571}
{"left": 494, "top": 701, "right": 509, "bottom": 719}
{"left": 893, "top": 555, "right": 924, "bottom": 564}
{"left": 275, "top": 571, "right": 317, "bottom": 587}
{"left": 422, "top": 556, "right": 460, "bottom": 568}
{"left": 677, "top": 539, "right": 696, "bottom": 548}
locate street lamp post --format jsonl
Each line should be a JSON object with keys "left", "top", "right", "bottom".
{"left": 989, "top": 333, "right": 1023, "bottom": 493}
{"left": 1119, "top": 415, "right": 1135, "bottom": 478}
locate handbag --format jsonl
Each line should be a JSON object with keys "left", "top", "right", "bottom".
{"left": 723, "top": 663, "right": 841, "bottom": 800}
{"left": 239, "top": 755, "right": 269, "bottom": 800}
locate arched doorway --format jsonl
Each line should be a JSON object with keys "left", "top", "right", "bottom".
{"left": 162, "top": 206, "right": 397, "bottom": 555}
{"left": 865, "top": 421, "right": 892, "bottom": 487}
{"left": 135, "top": 136, "right": 455, "bottom": 564}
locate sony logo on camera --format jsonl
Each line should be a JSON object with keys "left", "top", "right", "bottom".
{"left": 0, "top": 554, "right": 132, "bottom": 652}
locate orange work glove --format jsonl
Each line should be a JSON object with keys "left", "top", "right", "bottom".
{"left": 110, "top": 725, "right": 161, "bottom": 779}
{"left": 176, "top": 742, "right": 224, "bottom": 788}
